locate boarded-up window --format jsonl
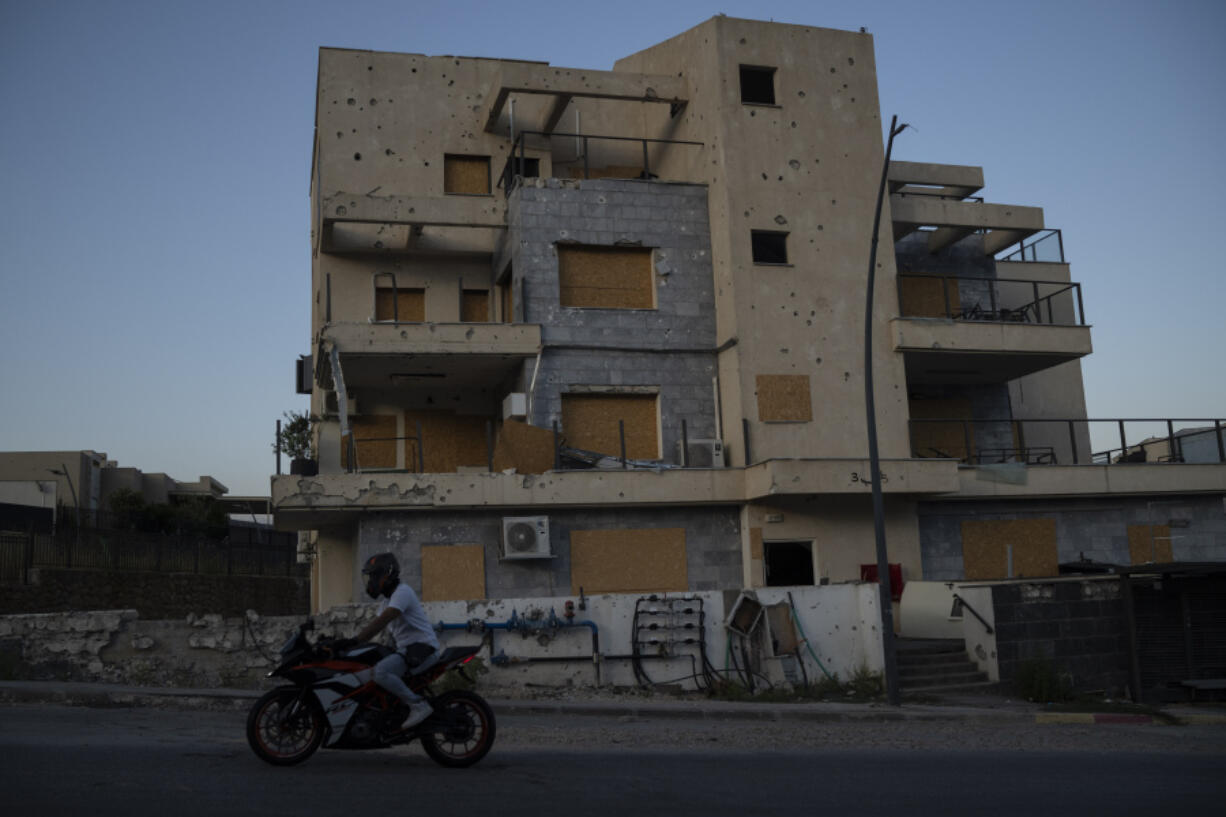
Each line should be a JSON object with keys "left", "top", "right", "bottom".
{"left": 961, "top": 518, "right": 1058, "bottom": 580}
{"left": 557, "top": 245, "right": 654, "bottom": 309}
{"left": 756, "top": 375, "right": 811, "bottom": 422}
{"left": 421, "top": 544, "right": 485, "bottom": 602}
{"left": 1128, "top": 524, "right": 1173, "bottom": 564}
{"left": 491, "top": 419, "right": 555, "bottom": 475}
{"left": 561, "top": 393, "right": 659, "bottom": 459}
{"left": 375, "top": 288, "right": 425, "bottom": 322}
{"left": 461, "top": 289, "right": 489, "bottom": 323}
{"left": 909, "top": 396, "right": 974, "bottom": 460}
{"left": 444, "top": 154, "right": 490, "bottom": 195}
{"left": 342, "top": 415, "right": 398, "bottom": 469}
{"left": 570, "top": 528, "right": 687, "bottom": 594}
{"left": 899, "top": 276, "right": 959, "bottom": 318}
{"left": 500, "top": 279, "right": 513, "bottom": 323}
{"left": 404, "top": 411, "right": 489, "bottom": 473}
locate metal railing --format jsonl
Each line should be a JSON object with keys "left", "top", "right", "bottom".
{"left": 897, "top": 273, "right": 1086, "bottom": 326}
{"left": 996, "top": 229, "right": 1065, "bottom": 263}
{"left": 891, "top": 190, "right": 985, "bottom": 203}
{"left": 498, "top": 130, "right": 704, "bottom": 197}
{"left": 909, "top": 418, "right": 1226, "bottom": 465}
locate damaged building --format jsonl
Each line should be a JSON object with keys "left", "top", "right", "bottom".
{"left": 272, "top": 15, "right": 1226, "bottom": 617}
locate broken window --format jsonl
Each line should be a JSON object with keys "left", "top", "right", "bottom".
{"left": 765, "top": 541, "right": 815, "bottom": 586}
{"left": 739, "top": 65, "right": 777, "bottom": 105}
{"left": 751, "top": 230, "right": 788, "bottom": 264}
{"left": 561, "top": 393, "right": 660, "bottom": 459}
{"left": 374, "top": 287, "right": 425, "bottom": 322}
{"left": 444, "top": 154, "right": 491, "bottom": 195}
{"left": 557, "top": 244, "right": 655, "bottom": 309}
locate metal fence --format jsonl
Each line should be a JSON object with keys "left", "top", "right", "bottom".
{"left": 0, "top": 527, "right": 305, "bottom": 585}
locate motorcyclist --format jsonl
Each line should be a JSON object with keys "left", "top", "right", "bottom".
{"left": 350, "top": 552, "right": 440, "bottom": 730}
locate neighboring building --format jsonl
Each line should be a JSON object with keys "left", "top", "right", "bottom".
{"left": 0, "top": 450, "right": 228, "bottom": 531}
{"left": 273, "top": 16, "right": 1226, "bottom": 613}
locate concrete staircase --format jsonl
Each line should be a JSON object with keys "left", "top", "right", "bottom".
{"left": 895, "top": 638, "right": 991, "bottom": 692}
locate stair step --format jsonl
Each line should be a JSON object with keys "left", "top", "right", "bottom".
{"left": 897, "top": 651, "right": 974, "bottom": 666}
{"left": 900, "top": 670, "right": 989, "bottom": 688}
{"left": 902, "top": 679, "right": 999, "bottom": 694}
{"left": 899, "top": 661, "right": 979, "bottom": 678}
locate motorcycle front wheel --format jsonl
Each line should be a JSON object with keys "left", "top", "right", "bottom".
{"left": 246, "top": 688, "right": 325, "bottom": 766}
{"left": 420, "top": 690, "right": 496, "bottom": 768}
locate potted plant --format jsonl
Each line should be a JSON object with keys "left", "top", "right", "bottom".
{"left": 276, "top": 410, "right": 318, "bottom": 476}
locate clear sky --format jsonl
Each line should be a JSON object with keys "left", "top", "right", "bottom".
{"left": 1, "top": 0, "right": 1223, "bottom": 496}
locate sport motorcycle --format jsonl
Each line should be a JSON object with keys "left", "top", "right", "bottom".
{"left": 245, "top": 619, "right": 495, "bottom": 767}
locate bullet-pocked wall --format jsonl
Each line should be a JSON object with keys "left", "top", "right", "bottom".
{"left": 356, "top": 506, "right": 743, "bottom": 601}
{"left": 506, "top": 179, "right": 720, "bottom": 462}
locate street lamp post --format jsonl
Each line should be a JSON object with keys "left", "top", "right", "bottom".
{"left": 865, "top": 115, "right": 909, "bottom": 706}
{"left": 48, "top": 464, "right": 81, "bottom": 550}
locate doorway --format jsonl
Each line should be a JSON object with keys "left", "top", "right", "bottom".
{"left": 764, "top": 540, "right": 815, "bottom": 586}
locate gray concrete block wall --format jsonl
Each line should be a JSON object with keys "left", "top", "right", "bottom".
{"left": 918, "top": 494, "right": 1226, "bottom": 580}
{"left": 991, "top": 579, "right": 1129, "bottom": 695}
{"left": 357, "top": 506, "right": 742, "bottom": 601}
{"left": 504, "top": 178, "right": 720, "bottom": 464}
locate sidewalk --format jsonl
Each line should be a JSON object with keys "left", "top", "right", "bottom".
{"left": 1, "top": 680, "right": 1222, "bottom": 725}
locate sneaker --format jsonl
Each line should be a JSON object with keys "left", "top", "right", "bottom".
{"left": 400, "top": 702, "right": 433, "bottom": 731}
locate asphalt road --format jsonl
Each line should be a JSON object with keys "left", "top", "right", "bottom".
{"left": 2, "top": 704, "right": 1222, "bottom": 816}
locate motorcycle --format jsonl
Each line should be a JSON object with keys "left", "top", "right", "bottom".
{"left": 245, "top": 619, "right": 495, "bottom": 768}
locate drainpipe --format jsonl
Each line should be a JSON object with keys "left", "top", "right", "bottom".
{"left": 435, "top": 609, "right": 601, "bottom": 685}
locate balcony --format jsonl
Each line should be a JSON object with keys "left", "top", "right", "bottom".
{"left": 498, "top": 130, "right": 705, "bottom": 195}
{"left": 892, "top": 272, "right": 1092, "bottom": 383}
{"left": 314, "top": 321, "right": 541, "bottom": 391}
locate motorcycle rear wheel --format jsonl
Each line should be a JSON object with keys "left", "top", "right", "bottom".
{"left": 246, "top": 688, "right": 325, "bottom": 766}
{"left": 420, "top": 690, "right": 496, "bottom": 768}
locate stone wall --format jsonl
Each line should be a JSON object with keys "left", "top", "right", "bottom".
{"left": 358, "top": 505, "right": 743, "bottom": 602}
{"left": 918, "top": 494, "right": 1226, "bottom": 580}
{"left": 990, "top": 578, "right": 1129, "bottom": 695}
{"left": 0, "top": 569, "right": 310, "bottom": 618}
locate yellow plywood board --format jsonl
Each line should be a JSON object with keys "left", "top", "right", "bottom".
{"left": 1128, "top": 525, "right": 1173, "bottom": 564}
{"left": 961, "top": 518, "right": 1058, "bottom": 580}
{"left": 561, "top": 393, "right": 659, "bottom": 459}
{"left": 909, "top": 396, "right": 974, "bottom": 460}
{"left": 899, "top": 276, "right": 959, "bottom": 318}
{"left": 756, "top": 375, "right": 812, "bottom": 422}
{"left": 491, "top": 419, "right": 556, "bottom": 475}
{"left": 342, "top": 415, "right": 398, "bottom": 469}
{"left": 750, "top": 527, "right": 764, "bottom": 559}
{"left": 569, "top": 528, "right": 687, "bottom": 595}
{"left": 444, "top": 155, "right": 490, "bottom": 195}
{"left": 404, "top": 411, "right": 489, "bottom": 473}
{"left": 461, "top": 289, "right": 490, "bottom": 323}
{"left": 421, "top": 544, "right": 485, "bottom": 602}
{"left": 557, "top": 245, "right": 654, "bottom": 309}
{"left": 375, "top": 288, "right": 425, "bottom": 322}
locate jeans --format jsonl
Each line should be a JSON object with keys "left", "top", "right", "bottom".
{"left": 373, "top": 643, "right": 437, "bottom": 706}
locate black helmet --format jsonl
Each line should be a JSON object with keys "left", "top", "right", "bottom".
{"left": 361, "top": 552, "right": 400, "bottom": 599}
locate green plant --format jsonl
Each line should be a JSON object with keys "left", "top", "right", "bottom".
{"left": 1015, "top": 658, "right": 1074, "bottom": 702}
{"left": 275, "top": 410, "right": 316, "bottom": 460}
{"left": 847, "top": 665, "right": 885, "bottom": 698}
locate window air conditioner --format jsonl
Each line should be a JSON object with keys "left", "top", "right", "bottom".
{"left": 676, "top": 438, "right": 726, "bottom": 468}
{"left": 501, "top": 516, "right": 552, "bottom": 559}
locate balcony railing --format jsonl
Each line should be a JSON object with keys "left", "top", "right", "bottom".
{"left": 909, "top": 418, "right": 1226, "bottom": 465}
{"left": 996, "top": 229, "right": 1065, "bottom": 263}
{"left": 891, "top": 190, "right": 985, "bottom": 203}
{"left": 498, "top": 130, "right": 704, "bottom": 197}
{"left": 897, "top": 273, "right": 1086, "bottom": 326}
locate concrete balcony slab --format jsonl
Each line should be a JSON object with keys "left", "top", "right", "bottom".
{"left": 952, "top": 463, "right": 1226, "bottom": 499}
{"left": 892, "top": 317, "right": 1092, "bottom": 384}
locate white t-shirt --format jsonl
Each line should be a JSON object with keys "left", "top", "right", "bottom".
{"left": 378, "top": 582, "right": 440, "bottom": 652}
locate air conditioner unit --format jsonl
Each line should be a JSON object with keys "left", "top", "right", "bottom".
{"left": 501, "top": 516, "right": 552, "bottom": 559}
{"left": 676, "top": 438, "right": 725, "bottom": 468}
{"left": 502, "top": 392, "right": 527, "bottom": 420}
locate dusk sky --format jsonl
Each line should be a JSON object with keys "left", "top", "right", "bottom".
{"left": 2, "top": 0, "right": 1223, "bottom": 496}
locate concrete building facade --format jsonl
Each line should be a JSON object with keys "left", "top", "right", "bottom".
{"left": 273, "top": 16, "right": 1226, "bottom": 614}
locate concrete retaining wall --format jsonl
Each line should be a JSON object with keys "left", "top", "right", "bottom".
{"left": 0, "top": 583, "right": 883, "bottom": 692}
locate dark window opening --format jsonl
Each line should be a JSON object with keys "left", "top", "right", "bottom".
{"left": 740, "top": 65, "right": 776, "bottom": 105}
{"left": 765, "top": 541, "right": 815, "bottom": 587}
{"left": 751, "top": 230, "right": 788, "bottom": 264}
{"left": 513, "top": 157, "right": 540, "bottom": 178}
